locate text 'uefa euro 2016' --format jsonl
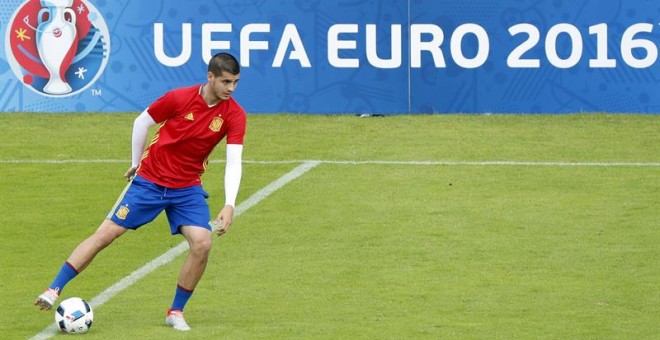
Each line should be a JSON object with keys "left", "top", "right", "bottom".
{"left": 153, "top": 22, "right": 660, "bottom": 70}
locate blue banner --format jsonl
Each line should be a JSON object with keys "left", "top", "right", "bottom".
{"left": 1, "top": 0, "right": 659, "bottom": 114}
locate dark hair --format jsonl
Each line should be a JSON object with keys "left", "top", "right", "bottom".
{"left": 208, "top": 52, "right": 240, "bottom": 76}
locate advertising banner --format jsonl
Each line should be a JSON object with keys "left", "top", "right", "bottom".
{"left": 1, "top": 0, "right": 659, "bottom": 114}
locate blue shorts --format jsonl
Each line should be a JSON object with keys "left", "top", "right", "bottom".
{"left": 107, "top": 175, "right": 211, "bottom": 235}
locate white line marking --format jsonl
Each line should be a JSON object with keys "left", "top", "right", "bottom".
{"left": 29, "top": 161, "right": 321, "bottom": 340}
{"left": 2, "top": 159, "right": 659, "bottom": 167}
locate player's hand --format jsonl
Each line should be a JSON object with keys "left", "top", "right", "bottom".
{"left": 124, "top": 166, "right": 137, "bottom": 181}
{"left": 212, "top": 205, "right": 235, "bottom": 237}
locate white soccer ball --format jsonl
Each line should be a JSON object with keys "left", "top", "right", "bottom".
{"left": 54, "top": 297, "right": 94, "bottom": 334}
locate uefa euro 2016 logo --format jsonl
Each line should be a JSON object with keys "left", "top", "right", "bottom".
{"left": 5, "top": 0, "right": 110, "bottom": 97}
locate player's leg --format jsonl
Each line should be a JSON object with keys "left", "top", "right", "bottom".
{"left": 66, "top": 219, "right": 128, "bottom": 272}
{"left": 166, "top": 225, "right": 212, "bottom": 331}
{"left": 34, "top": 219, "right": 127, "bottom": 310}
{"left": 177, "top": 225, "right": 213, "bottom": 299}
{"left": 35, "top": 175, "right": 165, "bottom": 310}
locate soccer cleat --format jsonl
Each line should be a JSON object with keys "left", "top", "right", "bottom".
{"left": 34, "top": 288, "right": 60, "bottom": 310}
{"left": 165, "top": 308, "right": 191, "bottom": 331}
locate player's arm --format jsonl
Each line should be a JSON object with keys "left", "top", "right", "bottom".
{"left": 124, "top": 109, "right": 157, "bottom": 181}
{"left": 213, "top": 143, "right": 243, "bottom": 236}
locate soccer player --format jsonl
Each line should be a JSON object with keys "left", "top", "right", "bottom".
{"left": 34, "top": 52, "right": 246, "bottom": 331}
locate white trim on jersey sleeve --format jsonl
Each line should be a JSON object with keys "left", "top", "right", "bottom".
{"left": 224, "top": 144, "right": 243, "bottom": 207}
{"left": 131, "top": 109, "right": 157, "bottom": 168}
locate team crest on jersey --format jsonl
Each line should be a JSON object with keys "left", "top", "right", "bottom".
{"left": 209, "top": 116, "right": 223, "bottom": 132}
{"left": 115, "top": 205, "right": 129, "bottom": 220}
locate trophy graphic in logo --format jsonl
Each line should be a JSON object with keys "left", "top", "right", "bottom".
{"left": 5, "top": 0, "right": 110, "bottom": 98}
{"left": 37, "top": 0, "right": 77, "bottom": 94}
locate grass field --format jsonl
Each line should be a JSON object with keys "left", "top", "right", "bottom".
{"left": 0, "top": 113, "right": 658, "bottom": 339}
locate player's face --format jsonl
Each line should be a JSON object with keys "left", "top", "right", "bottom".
{"left": 208, "top": 71, "right": 240, "bottom": 101}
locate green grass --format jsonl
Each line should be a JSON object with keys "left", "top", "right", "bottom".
{"left": 0, "top": 113, "right": 658, "bottom": 339}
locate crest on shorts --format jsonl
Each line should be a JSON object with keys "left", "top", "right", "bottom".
{"left": 115, "top": 205, "right": 129, "bottom": 220}
{"left": 209, "top": 116, "right": 223, "bottom": 132}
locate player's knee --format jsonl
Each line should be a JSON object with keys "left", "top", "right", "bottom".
{"left": 190, "top": 237, "right": 212, "bottom": 257}
{"left": 91, "top": 231, "right": 116, "bottom": 249}
{"left": 93, "top": 220, "right": 125, "bottom": 248}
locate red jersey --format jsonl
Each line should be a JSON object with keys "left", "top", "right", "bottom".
{"left": 137, "top": 85, "right": 246, "bottom": 188}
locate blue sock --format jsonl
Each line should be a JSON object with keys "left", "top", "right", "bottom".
{"left": 49, "top": 262, "right": 79, "bottom": 292}
{"left": 171, "top": 285, "right": 194, "bottom": 311}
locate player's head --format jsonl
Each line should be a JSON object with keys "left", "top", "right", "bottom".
{"left": 208, "top": 52, "right": 240, "bottom": 76}
{"left": 206, "top": 53, "right": 240, "bottom": 102}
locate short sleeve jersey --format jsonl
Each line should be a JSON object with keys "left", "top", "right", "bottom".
{"left": 136, "top": 85, "right": 246, "bottom": 188}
